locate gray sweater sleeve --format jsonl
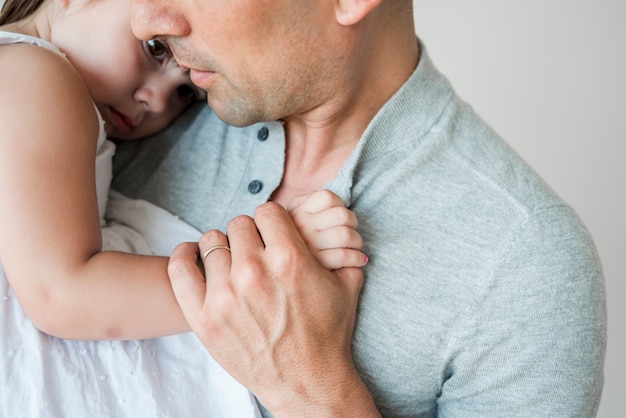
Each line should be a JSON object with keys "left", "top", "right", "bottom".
{"left": 438, "top": 204, "right": 606, "bottom": 416}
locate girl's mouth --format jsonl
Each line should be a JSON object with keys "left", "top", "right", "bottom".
{"left": 107, "top": 107, "right": 135, "bottom": 135}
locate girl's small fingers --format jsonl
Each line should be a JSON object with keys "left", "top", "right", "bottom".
{"left": 288, "top": 189, "right": 344, "bottom": 213}
{"left": 293, "top": 207, "right": 358, "bottom": 241}
{"left": 315, "top": 206, "right": 358, "bottom": 231}
{"left": 307, "top": 226, "right": 363, "bottom": 252}
{"left": 314, "top": 248, "right": 369, "bottom": 271}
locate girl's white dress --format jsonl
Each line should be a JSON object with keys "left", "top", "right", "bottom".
{"left": 0, "top": 32, "right": 260, "bottom": 418}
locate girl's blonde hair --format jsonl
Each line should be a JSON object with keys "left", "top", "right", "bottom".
{"left": 0, "top": 0, "right": 45, "bottom": 25}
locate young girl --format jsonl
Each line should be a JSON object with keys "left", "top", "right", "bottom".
{"left": 0, "top": 0, "right": 367, "bottom": 341}
{"left": 0, "top": 0, "right": 367, "bottom": 416}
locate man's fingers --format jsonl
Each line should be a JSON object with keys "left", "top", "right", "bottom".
{"left": 254, "top": 202, "right": 305, "bottom": 249}
{"left": 168, "top": 241, "right": 207, "bottom": 324}
{"left": 225, "top": 215, "right": 265, "bottom": 263}
{"left": 332, "top": 267, "right": 364, "bottom": 342}
{"left": 333, "top": 267, "right": 364, "bottom": 303}
{"left": 198, "top": 230, "right": 232, "bottom": 286}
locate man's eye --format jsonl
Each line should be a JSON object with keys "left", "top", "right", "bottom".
{"left": 176, "top": 84, "right": 196, "bottom": 101}
{"left": 145, "top": 39, "right": 169, "bottom": 60}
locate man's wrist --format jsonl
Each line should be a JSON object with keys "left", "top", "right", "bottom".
{"left": 266, "top": 365, "right": 380, "bottom": 418}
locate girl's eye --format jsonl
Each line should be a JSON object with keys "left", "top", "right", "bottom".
{"left": 176, "top": 84, "right": 196, "bottom": 101}
{"left": 145, "top": 39, "right": 169, "bottom": 60}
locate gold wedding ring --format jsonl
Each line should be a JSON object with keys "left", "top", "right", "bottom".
{"left": 201, "top": 245, "right": 231, "bottom": 261}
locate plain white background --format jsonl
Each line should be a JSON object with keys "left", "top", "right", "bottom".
{"left": 1, "top": 0, "right": 622, "bottom": 416}
{"left": 413, "top": 1, "right": 624, "bottom": 416}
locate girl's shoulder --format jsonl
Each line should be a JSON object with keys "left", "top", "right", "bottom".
{"left": 0, "top": 40, "right": 98, "bottom": 138}
{"left": 1, "top": 40, "right": 85, "bottom": 96}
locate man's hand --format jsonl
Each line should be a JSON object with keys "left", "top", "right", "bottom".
{"left": 168, "top": 202, "right": 379, "bottom": 416}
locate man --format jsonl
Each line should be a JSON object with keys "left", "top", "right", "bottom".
{"left": 114, "top": 0, "right": 606, "bottom": 416}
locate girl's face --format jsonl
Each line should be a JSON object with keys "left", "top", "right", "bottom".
{"left": 51, "top": 0, "right": 205, "bottom": 140}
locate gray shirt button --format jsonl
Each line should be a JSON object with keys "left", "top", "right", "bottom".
{"left": 247, "top": 180, "right": 263, "bottom": 194}
{"left": 257, "top": 126, "right": 269, "bottom": 141}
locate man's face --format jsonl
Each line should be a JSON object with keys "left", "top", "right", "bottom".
{"left": 130, "top": 0, "right": 342, "bottom": 127}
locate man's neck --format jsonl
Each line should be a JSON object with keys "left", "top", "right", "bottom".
{"left": 270, "top": 120, "right": 358, "bottom": 207}
{"left": 271, "top": 18, "right": 420, "bottom": 207}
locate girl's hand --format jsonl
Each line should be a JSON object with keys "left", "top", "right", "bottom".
{"left": 287, "top": 190, "right": 367, "bottom": 270}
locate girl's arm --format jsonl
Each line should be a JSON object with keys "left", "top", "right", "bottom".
{"left": 0, "top": 44, "right": 189, "bottom": 340}
{"left": 0, "top": 47, "right": 367, "bottom": 342}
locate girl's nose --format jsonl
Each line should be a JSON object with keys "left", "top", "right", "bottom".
{"left": 134, "top": 82, "right": 169, "bottom": 115}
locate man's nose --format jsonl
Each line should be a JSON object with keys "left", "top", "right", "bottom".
{"left": 130, "top": 0, "right": 190, "bottom": 41}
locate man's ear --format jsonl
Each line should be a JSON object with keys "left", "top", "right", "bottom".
{"left": 334, "top": 0, "right": 383, "bottom": 26}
